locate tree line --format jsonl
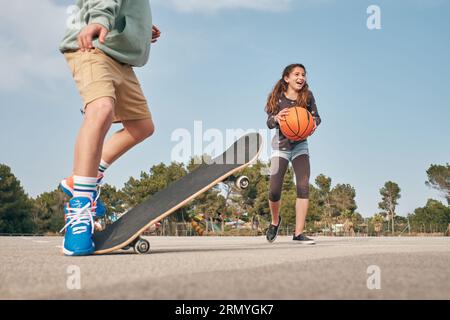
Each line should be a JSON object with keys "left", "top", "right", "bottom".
{"left": 0, "top": 161, "right": 449, "bottom": 236}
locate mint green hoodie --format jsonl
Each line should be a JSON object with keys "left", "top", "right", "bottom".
{"left": 60, "top": 0, "right": 152, "bottom": 67}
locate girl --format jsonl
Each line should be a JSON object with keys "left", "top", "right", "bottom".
{"left": 265, "top": 64, "right": 321, "bottom": 244}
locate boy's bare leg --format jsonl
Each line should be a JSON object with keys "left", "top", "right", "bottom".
{"left": 101, "top": 118, "right": 155, "bottom": 165}
{"left": 73, "top": 97, "right": 115, "bottom": 177}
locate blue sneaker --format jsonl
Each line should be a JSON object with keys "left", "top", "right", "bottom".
{"left": 61, "top": 197, "right": 95, "bottom": 256}
{"left": 60, "top": 175, "right": 107, "bottom": 218}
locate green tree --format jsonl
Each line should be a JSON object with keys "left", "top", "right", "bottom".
{"left": 408, "top": 199, "right": 450, "bottom": 233}
{"left": 425, "top": 163, "right": 450, "bottom": 205}
{"left": 278, "top": 166, "right": 296, "bottom": 232}
{"left": 100, "top": 183, "right": 128, "bottom": 218}
{"left": 315, "top": 174, "right": 333, "bottom": 234}
{"left": 251, "top": 163, "right": 271, "bottom": 220}
{"left": 330, "top": 183, "right": 357, "bottom": 217}
{"left": 0, "top": 164, "right": 34, "bottom": 234}
{"left": 239, "top": 161, "right": 266, "bottom": 215}
{"left": 122, "top": 162, "right": 188, "bottom": 207}
{"left": 305, "top": 184, "right": 323, "bottom": 232}
{"left": 32, "top": 188, "right": 66, "bottom": 233}
{"left": 121, "top": 162, "right": 189, "bottom": 235}
{"left": 337, "top": 210, "right": 363, "bottom": 235}
{"left": 378, "top": 181, "right": 401, "bottom": 234}
{"left": 187, "top": 155, "right": 225, "bottom": 234}
{"left": 279, "top": 189, "right": 297, "bottom": 232}
{"left": 394, "top": 215, "right": 409, "bottom": 235}
{"left": 370, "top": 214, "right": 385, "bottom": 236}
{"left": 187, "top": 155, "right": 211, "bottom": 172}
{"left": 193, "top": 189, "right": 226, "bottom": 234}
{"left": 313, "top": 175, "right": 359, "bottom": 235}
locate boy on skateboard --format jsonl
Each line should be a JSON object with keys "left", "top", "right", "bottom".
{"left": 59, "top": 0, "right": 160, "bottom": 256}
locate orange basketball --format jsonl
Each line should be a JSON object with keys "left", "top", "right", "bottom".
{"left": 279, "top": 106, "right": 315, "bottom": 141}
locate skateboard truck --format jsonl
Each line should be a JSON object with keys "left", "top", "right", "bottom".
{"left": 223, "top": 175, "right": 250, "bottom": 190}
{"left": 123, "top": 237, "right": 151, "bottom": 254}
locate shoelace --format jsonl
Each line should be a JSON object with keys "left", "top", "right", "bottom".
{"left": 60, "top": 202, "right": 94, "bottom": 235}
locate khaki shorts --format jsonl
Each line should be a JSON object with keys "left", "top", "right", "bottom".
{"left": 64, "top": 48, "right": 151, "bottom": 123}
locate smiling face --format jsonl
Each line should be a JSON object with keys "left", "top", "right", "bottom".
{"left": 284, "top": 66, "right": 307, "bottom": 92}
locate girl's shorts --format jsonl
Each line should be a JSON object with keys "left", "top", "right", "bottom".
{"left": 270, "top": 140, "right": 309, "bottom": 162}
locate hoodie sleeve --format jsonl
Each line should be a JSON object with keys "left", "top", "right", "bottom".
{"left": 266, "top": 109, "right": 279, "bottom": 129}
{"left": 85, "top": 0, "right": 122, "bottom": 31}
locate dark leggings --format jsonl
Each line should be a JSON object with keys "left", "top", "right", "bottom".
{"left": 269, "top": 154, "right": 310, "bottom": 201}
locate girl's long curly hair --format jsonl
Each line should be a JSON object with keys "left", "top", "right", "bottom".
{"left": 265, "top": 63, "right": 310, "bottom": 115}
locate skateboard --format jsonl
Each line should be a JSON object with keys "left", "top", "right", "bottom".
{"left": 93, "top": 132, "right": 263, "bottom": 254}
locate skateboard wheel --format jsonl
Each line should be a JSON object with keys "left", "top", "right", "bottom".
{"left": 236, "top": 176, "right": 249, "bottom": 190}
{"left": 134, "top": 238, "right": 150, "bottom": 254}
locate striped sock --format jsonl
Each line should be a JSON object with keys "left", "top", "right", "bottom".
{"left": 98, "top": 159, "right": 110, "bottom": 176}
{"left": 73, "top": 176, "right": 98, "bottom": 200}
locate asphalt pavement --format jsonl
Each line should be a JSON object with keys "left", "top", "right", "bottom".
{"left": 1, "top": 236, "right": 449, "bottom": 299}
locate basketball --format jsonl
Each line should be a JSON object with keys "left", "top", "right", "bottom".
{"left": 279, "top": 106, "right": 315, "bottom": 141}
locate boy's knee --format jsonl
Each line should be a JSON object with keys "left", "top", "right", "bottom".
{"left": 85, "top": 97, "right": 115, "bottom": 124}
{"left": 125, "top": 118, "right": 155, "bottom": 143}
{"left": 144, "top": 120, "right": 155, "bottom": 138}
{"left": 137, "top": 119, "right": 155, "bottom": 142}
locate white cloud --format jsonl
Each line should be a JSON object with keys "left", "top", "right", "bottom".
{"left": 153, "top": 0, "right": 293, "bottom": 14}
{"left": 0, "top": 1, "right": 68, "bottom": 91}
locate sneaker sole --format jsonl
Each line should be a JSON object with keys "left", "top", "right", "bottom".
{"left": 266, "top": 231, "right": 279, "bottom": 243}
{"left": 62, "top": 239, "right": 95, "bottom": 256}
{"left": 266, "top": 237, "right": 277, "bottom": 243}
{"left": 63, "top": 246, "right": 95, "bottom": 256}
{"left": 293, "top": 241, "right": 316, "bottom": 245}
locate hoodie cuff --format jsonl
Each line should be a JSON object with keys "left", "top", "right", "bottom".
{"left": 89, "top": 16, "right": 112, "bottom": 31}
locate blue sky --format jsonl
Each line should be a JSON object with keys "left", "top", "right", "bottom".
{"left": 0, "top": 0, "right": 449, "bottom": 217}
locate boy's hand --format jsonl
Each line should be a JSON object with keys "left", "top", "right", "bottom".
{"left": 77, "top": 23, "right": 109, "bottom": 52}
{"left": 151, "top": 25, "right": 161, "bottom": 43}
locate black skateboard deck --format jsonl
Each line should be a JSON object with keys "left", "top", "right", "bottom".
{"left": 93, "top": 132, "right": 263, "bottom": 254}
